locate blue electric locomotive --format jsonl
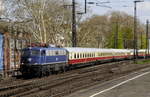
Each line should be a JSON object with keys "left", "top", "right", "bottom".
{"left": 20, "top": 46, "right": 68, "bottom": 77}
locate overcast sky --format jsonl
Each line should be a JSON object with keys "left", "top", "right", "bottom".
{"left": 76, "top": 0, "right": 150, "bottom": 24}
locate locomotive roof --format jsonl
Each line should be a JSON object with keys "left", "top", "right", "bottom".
{"left": 64, "top": 47, "right": 131, "bottom": 53}
{"left": 22, "top": 47, "right": 66, "bottom": 51}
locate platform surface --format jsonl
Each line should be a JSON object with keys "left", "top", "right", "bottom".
{"left": 66, "top": 67, "right": 150, "bottom": 97}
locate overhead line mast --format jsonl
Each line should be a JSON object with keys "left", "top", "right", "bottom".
{"left": 72, "top": 0, "right": 77, "bottom": 47}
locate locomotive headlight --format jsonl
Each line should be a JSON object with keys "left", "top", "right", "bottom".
{"left": 28, "top": 58, "right": 32, "bottom": 62}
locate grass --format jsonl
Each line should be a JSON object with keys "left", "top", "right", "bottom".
{"left": 136, "top": 59, "right": 150, "bottom": 64}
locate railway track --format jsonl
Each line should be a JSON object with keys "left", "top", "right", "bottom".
{"left": 0, "top": 60, "right": 150, "bottom": 97}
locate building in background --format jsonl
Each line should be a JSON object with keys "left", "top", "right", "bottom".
{"left": 0, "top": 30, "right": 28, "bottom": 78}
{"left": 0, "top": 0, "right": 4, "bottom": 16}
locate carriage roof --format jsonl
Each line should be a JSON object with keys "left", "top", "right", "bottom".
{"left": 22, "top": 47, "right": 66, "bottom": 51}
{"left": 64, "top": 47, "right": 130, "bottom": 53}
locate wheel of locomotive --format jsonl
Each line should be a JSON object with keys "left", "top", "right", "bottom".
{"left": 36, "top": 66, "right": 44, "bottom": 77}
{"left": 21, "top": 69, "right": 30, "bottom": 78}
{"left": 0, "top": 74, "right": 2, "bottom": 80}
{"left": 45, "top": 66, "right": 51, "bottom": 76}
{"left": 61, "top": 66, "right": 66, "bottom": 73}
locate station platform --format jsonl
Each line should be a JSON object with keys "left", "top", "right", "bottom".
{"left": 66, "top": 66, "right": 150, "bottom": 97}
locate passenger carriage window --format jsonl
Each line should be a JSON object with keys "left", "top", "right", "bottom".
{"left": 74, "top": 53, "right": 76, "bottom": 59}
{"left": 72, "top": 53, "right": 74, "bottom": 59}
{"left": 77, "top": 53, "right": 79, "bottom": 58}
{"left": 69, "top": 53, "right": 71, "bottom": 59}
{"left": 71, "top": 55, "right": 72, "bottom": 59}
{"left": 80, "top": 54, "right": 82, "bottom": 58}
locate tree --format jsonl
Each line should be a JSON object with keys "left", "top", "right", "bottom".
{"left": 78, "top": 11, "right": 145, "bottom": 49}
{"left": 3, "top": 0, "right": 72, "bottom": 46}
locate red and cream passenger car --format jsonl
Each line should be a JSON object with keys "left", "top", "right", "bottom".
{"left": 65, "top": 48, "right": 133, "bottom": 65}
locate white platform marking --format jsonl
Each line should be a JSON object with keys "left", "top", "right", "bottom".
{"left": 90, "top": 71, "right": 150, "bottom": 97}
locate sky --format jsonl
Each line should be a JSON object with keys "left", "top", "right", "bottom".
{"left": 76, "top": 0, "right": 150, "bottom": 24}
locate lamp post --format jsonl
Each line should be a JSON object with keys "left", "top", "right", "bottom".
{"left": 133, "top": 0, "right": 144, "bottom": 61}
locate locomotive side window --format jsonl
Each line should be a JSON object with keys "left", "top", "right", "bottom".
{"left": 63, "top": 50, "right": 66, "bottom": 55}
{"left": 31, "top": 50, "right": 40, "bottom": 56}
{"left": 55, "top": 51, "right": 59, "bottom": 55}
{"left": 59, "top": 50, "right": 62, "bottom": 55}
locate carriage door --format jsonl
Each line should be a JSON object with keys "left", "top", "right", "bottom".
{"left": 41, "top": 50, "right": 46, "bottom": 64}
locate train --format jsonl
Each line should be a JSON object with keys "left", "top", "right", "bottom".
{"left": 20, "top": 45, "right": 148, "bottom": 77}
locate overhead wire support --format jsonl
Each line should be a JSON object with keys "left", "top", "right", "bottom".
{"left": 72, "top": 0, "right": 88, "bottom": 47}
{"left": 133, "top": 0, "right": 144, "bottom": 62}
{"left": 146, "top": 20, "right": 149, "bottom": 58}
{"left": 114, "top": 21, "right": 119, "bottom": 49}
{"left": 72, "top": 0, "right": 77, "bottom": 47}
{"left": 64, "top": 0, "right": 88, "bottom": 47}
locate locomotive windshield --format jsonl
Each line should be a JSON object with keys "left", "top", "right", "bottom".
{"left": 22, "top": 50, "right": 40, "bottom": 56}
{"left": 22, "top": 50, "right": 30, "bottom": 56}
